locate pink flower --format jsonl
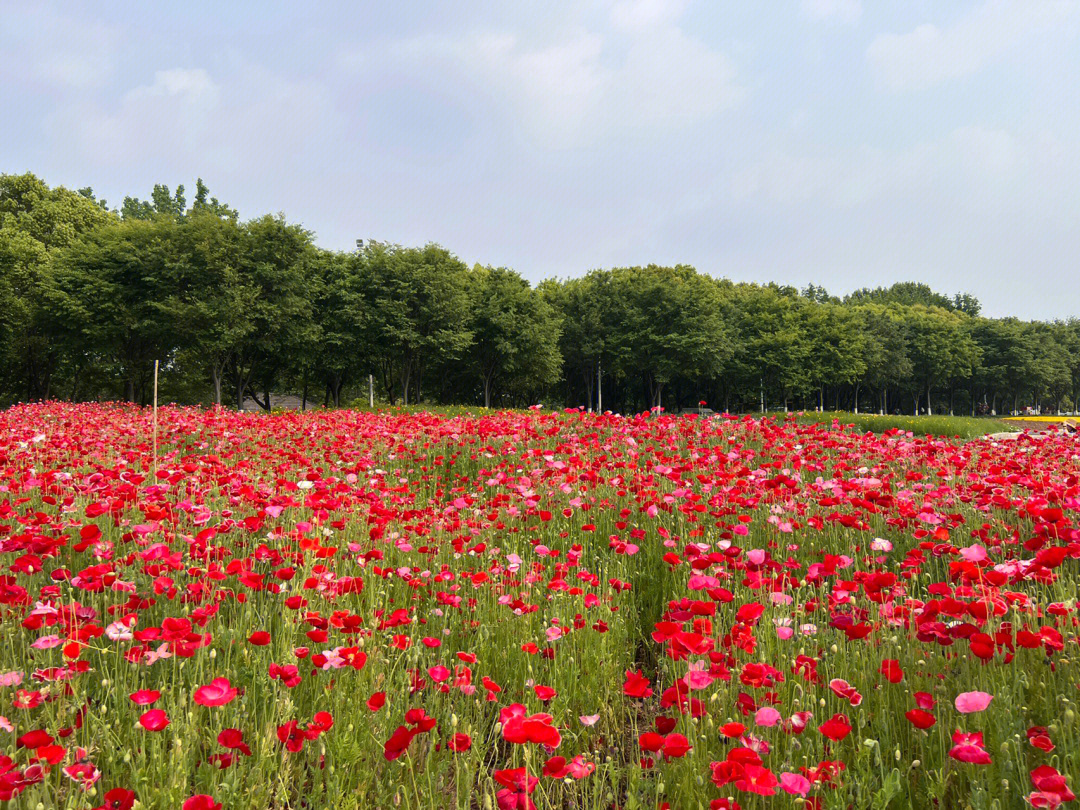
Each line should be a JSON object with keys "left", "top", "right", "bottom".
{"left": 954, "top": 691, "right": 993, "bottom": 714}
{"left": 779, "top": 772, "right": 811, "bottom": 796}
{"left": 948, "top": 731, "right": 992, "bottom": 765}
{"left": 754, "top": 707, "right": 781, "bottom": 727}
{"left": 193, "top": 677, "right": 238, "bottom": 707}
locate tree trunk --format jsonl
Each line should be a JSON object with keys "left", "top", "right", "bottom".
{"left": 483, "top": 376, "right": 492, "bottom": 408}
{"left": 853, "top": 381, "right": 861, "bottom": 414}
{"left": 211, "top": 366, "right": 222, "bottom": 406}
{"left": 926, "top": 384, "right": 933, "bottom": 416}
{"left": 124, "top": 377, "right": 136, "bottom": 403}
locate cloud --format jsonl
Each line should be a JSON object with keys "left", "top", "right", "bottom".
{"left": 867, "top": 0, "right": 1076, "bottom": 91}
{"left": 339, "top": 1, "right": 742, "bottom": 149}
{"left": 44, "top": 65, "right": 332, "bottom": 176}
{"left": 800, "top": 0, "right": 861, "bottom": 24}
{"left": 729, "top": 126, "right": 1021, "bottom": 206}
{"left": 608, "top": 0, "right": 692, "bottom": 31}
{"left": 0, "top": 7, "right": 120, "bottom": 89}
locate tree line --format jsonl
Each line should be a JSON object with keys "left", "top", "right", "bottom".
{"left": 2, "top": 172, "right": 1078, "bottom": 415}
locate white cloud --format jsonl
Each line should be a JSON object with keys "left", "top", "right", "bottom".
{"left": 800, "top": 0, "right": 861, "bottom": 24}
{"left": 128, "top": 69, "right": 219, "bottom": 103}
{"left": 608, "top": 0, "right": 692, "bottom": 32}
{"left": 339, "top": 1, "right": 742, "bottom": 149}
{"left": 730, "top": 126, "right": 1021, "bottom": 206}
{"left": 0, "top": 7, "right": 119, "bottom": 89}
{"left": 867, "top": 0, "right": 1076, "bottom": 91}
{"left": 44, "top": 65, "right": 331, "bottom": 174}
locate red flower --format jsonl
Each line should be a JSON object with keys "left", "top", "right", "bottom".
{"left": 448, "top": 733, "right": 472, "bottom": 752}
{"left": 218, "top": 728, "right": 252, "bottom": 756}
{"left": 384, "top": 725, "right": 416, "bottom": 761}
{"left": 193, "top": 678, "right": 238, "bottom": 707}
{"left": 100, "top": 788, "right": 136, "bottom": 810}
{"left": 500, "top": 704, "right": 561, "bottom": 749}
{"left": 734, "top": 765, "right": 778, "bottom": 796}
{"left": 623, "top": 669, "right": 653, "bottom": 698}
{"left": 182, "top": 797, "right": 222, "bottom": 810}
{"left": 905, "top": 709, "right": 936, "bottom": 729}
{"left": 138, "top": 709, "right": 169, "bottom": 732}
{"left": 878, "top": 659, "right": 903, "bottom": 684}
{"left": 1030, "top": 765, "right": 1076, "bottom": 803}
{"left": 277, "top": 720, "right": 306, "bottom": 753}
{"left": 129, "top": 690, "right": 160, "bottom": 706}
{"left": 818, "top": 714, "right": 851, "bottom": 742}
{"left": 948, "top": 731, "right": 992, "bottom": 765}
{"left": 661, "top": 733, "right": 691, "bottom": 759}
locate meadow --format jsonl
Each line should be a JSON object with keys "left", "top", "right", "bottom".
{"left": 0, "top": 403, "right": 1076, "bottom": 809}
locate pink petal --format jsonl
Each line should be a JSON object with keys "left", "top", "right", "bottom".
{"left": 955, "top": 691, "right": 993, "bottom": 714}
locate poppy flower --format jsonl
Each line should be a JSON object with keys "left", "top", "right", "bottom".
{"left": 954, "top": 691, "right": 993, "bottom": 714}
{"left": 217, "top": 728, "right": 252, "bottom": 756}
{"left": 905, "top": 709, "right": 936, "bottom": 729}
{"left": 193, "top": 678, "right": 238, "bottom": 707}
{"left": 818, "top": 714, "right": 852, "bottom": 742}
{"left": 878, "top": 660, "right": 903, "bottom": 684}
{"left": 138, "top": 709, "right": 169, "bottom": 732}
{"left": 447, "top": 733, "right": 471, "bottom": 752}
{"left": 948, "top": 731, "right": 992, "bottom": 765}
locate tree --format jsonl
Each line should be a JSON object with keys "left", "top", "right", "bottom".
{"left": 730, "top": 285, "right": 812, "bottom": 412}
{"left": 0, "top": 173, "right": 115, "bottom": 402}
{"left": 805, "top": 303, "right": 867, "bottom": 411}
{"left": 155, "top": 210, "right": 253, "bottom": 405}
{"left": 229, "top": 216, "right": 317, "bottom": 409}
{"left": 540, "top": 271, "right": 618, "bottom": 411}
{"left": 47, "top": 219, "right": 178, "bottom": 401}
{"left": 607, "top": 265, "right": 733, "bottom": 411}
{"left": 467, "top": 266, "right": 561, "bottom": 408}
{"left": 852, "top": 305, "right": 912, "bottom": 414}
{"left": 900, "top": 306, "right": 979, "bottom": 415}
{"left": 358, "top": 242, "right": 472, "bottom": 405}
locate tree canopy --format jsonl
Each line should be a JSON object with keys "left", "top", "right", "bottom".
{"left": 2, "top": 172, "right": 1078, "bottom": 416}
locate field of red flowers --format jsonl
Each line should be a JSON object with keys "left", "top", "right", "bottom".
{"left": 0, "top": 403, "right": 1077, "bottom": 810}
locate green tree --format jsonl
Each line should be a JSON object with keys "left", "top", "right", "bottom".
{"left": 358, "top": 242, "right": 472, "bottom": 405}
{"left": 899, "top": 306, "right": 979, "bottom": 415}
{"left": 468, "top": 265, "right": 561, "bottom": 408}
{"left": 607, "top": 265, "right": 733, "bottom": 411}
{"left": 47, "top": 219, "right": 178, "bottom": 401}
{"left": 229, "top": 216, "right": 318, "bottom": 409}
{"left": 0, "top": 173, "right": 116, "bottom": 402}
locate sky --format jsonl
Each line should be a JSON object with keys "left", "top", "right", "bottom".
{"left": 3, "top": 0, "right": 1079, "bottom": 320}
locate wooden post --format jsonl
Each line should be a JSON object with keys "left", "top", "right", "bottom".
{"left": 597, "top": 358, "right": 602, "bottom": 414}
{"left": 152, "top": 360, "right": 159, "bottom": 478}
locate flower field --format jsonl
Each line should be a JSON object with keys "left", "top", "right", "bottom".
{"left": 1, "top": 403, "right": 1078, "bottom": 810}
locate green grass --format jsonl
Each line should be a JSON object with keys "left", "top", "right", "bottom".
{"left": 784, "top": 410, "right": 1020, "bottom": 438}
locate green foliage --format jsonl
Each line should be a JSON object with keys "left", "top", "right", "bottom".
{"left": 2, "top": 171, "right": 1079, "bottom": 417}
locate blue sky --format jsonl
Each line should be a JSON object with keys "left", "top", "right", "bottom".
{"left": 3, "top": 0, "right": 1079, "bottom": 319}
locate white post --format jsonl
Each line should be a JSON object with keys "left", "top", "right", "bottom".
{"left": 597, "top": 358, "right": 602, "bottom": 414}
{"left": 369, "top": 374, "right": 374, "bottom": 408}
{"left": 152, "top": 360, "right": 159, "bottom": 478}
